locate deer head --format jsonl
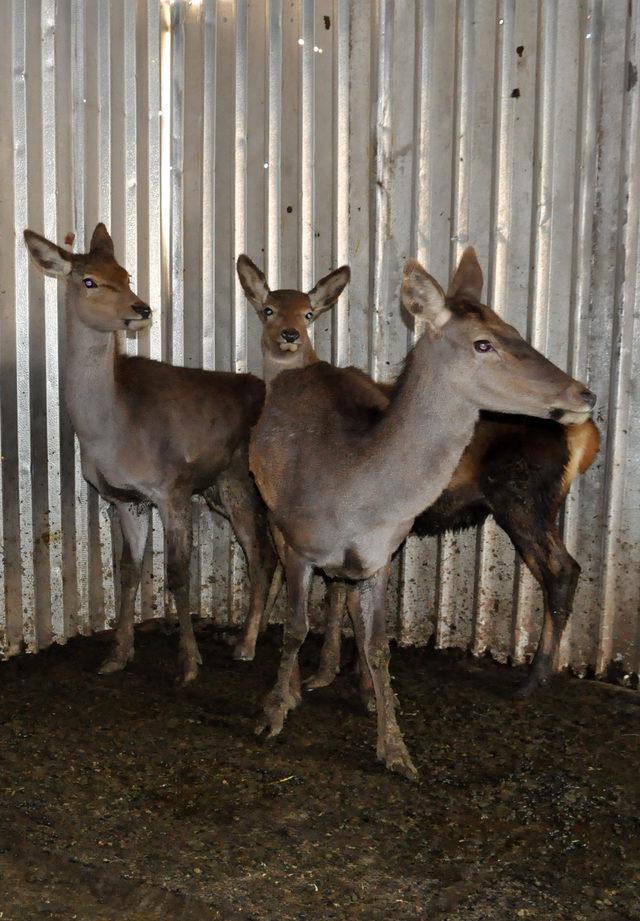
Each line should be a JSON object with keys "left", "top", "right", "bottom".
{"left": 401, "top": 248, "right": 596, "bottom": 424}
{"left": 24, "top": 224, "right": 151, "bottom": 333}
{"left": 237, "top": 255, "right": 350, "bottom": 360}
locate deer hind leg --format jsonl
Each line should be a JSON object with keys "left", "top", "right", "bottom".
{"left": 304, "top": 580, "right": 346, "bottom": 690}
{"left": 354, "top": 566, "right": 417, "bottom": 780}
{"left": 496, "top": 510, "right": 580, "bottom": 697}
{"left": 256, "top": 543, "right": 312, "bottom": 738}
{"left": 212, "top": 462, "right": 278, "bottom": 662}
{"left": 158, "top": 495, "right": 201, "bottom": 685}
{"left": 346, "top": 584, "right": 376, "bottom": 711}
{"left": 99, "top": 501, "right": 149, "bottom": 675}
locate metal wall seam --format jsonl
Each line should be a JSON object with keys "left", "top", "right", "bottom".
{"left": 229, "top": 0, "right": 249, "bottom": 626}
{"left": 333, "top": 0, "right": 349, "bottom": 365}
{"left": 266, "top": 0, "right": 282, "bottom": 288}
{"left": 12, "top": 0, "right": 36, "bottom": 650}
{"left": 201, "top": 0, "right": 216, "bottom": 372}
{"left": 436, "top": 0, "right": 474, "bottom": 652}
{"left": 511, "top": 0, "right": 558, "bottom": 660}
{"left": 124, "top": 0, "right": 139, "bottom": 361}
{"left": 475, "top": 0, "right": 518, "bottom": 662}
{"left": 560, "top": 1, "right": 601, "bottom": 669}
{"left": 147, "top": 0, "right": 165, "bottom": 620}
{"left": 234, "top": 0, "right": 248, "bottom": 374}
{"left": 389, "top": 0, "right": 418, "bottom": 643}
{"left": 94, "top": 0, "right": 116, "bottom": 630}
{"left": 199, "top": 0, "right": 216, "bottom": 619}
{"left": 70, "top": 0, "right": 89, "bottom": 635}
{"left": 300, "top": 0, "right": 315, "bottom": 295}
{"left": 398, "top": 0, "right": 437, "bottom": 648}
{"left": 170, "top": 1, "right": 185, "bottom": 368}
{"left": 345, "top": 0, "right": 370, "bottom": 371}
{"left": 370, "top": 0, "right": 393, "bottom": 381}
{"left": 40, "top": 0, "right": 64, "bottom": 642}
{"left": 598, "top": 0, "right": 640, "bottom": 673}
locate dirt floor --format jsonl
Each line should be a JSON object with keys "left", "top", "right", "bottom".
{"left": 0, "top": 622, "right": 638, "bottom": 921}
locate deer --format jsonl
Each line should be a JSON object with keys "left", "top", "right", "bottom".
{"left": 24, "top": 224, "right": 277, "bottom": 685}
{"left": 247, "top": 248, "right": 597, "bottom": 778}
{"left": 236, "top": 252, "right": 600, "bottom": 702}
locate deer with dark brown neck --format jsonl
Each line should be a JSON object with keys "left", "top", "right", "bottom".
{"left": 25, "top": 224, "right": 276, "bottom": 685}
{"left": 248, "top": 250, "right": 596, "bottom": 778}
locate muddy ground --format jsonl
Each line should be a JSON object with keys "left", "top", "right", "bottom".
{"left": 0, "top": 622, "right": 638, "bottom": 921}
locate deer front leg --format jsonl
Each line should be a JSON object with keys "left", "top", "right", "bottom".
{"left": 214, "top": 462, "right": 278, "bottom": 662}
{"left": 355, "top": 566, "right": 417, "bottom": 780}
{"left": 256, "top": 544, "right": 312, "bottom": 737}
{"left": 99, "top": 500, "right": 149, "bottom": 675}
{"left": 304, "top": 580, "right": 346, "bottom": 690}
{"left": 159, "top": 496, "right": 201, "bottom": 685}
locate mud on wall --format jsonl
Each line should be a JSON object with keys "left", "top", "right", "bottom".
{"left": 0, "top": 0, "right": 638, "bottom": 678}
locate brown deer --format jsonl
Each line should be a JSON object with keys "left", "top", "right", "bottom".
{"left": 237, "top": 252, "right": 600, "bottom": 700}
{"left": 248, "top": 249, "right": 596, "bottom": 778}
{"left": 24, "top": 224, "right": 276, "bottom": 685}
{"left": 233, "top": 255, "right": 356, "bottom": 661}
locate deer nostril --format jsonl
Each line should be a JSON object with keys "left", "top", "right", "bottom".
{"left": 581, "top": 388, "right": 596, "bottom": 409}
{"left": 133, "top": 303, "right": 151, "bottom": 319}
{"left": 281, "top": 328, "right": 300, "bottom": 343}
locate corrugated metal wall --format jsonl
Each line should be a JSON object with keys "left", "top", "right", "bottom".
{"left": 1, "top": 0, "right": 639, "bottom": 679}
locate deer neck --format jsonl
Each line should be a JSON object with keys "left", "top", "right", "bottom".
{"left": 262, "top": 333, "right": 318, "bottom": 386}
{"left": 63, "top": 297, "right": 121, "bottom": 442}
{"left": 363, "top": 331, "right": 478, "bottom": 523}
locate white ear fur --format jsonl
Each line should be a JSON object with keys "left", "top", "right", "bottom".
{"left": 401, "top": 259, "right": 451, "bottom": 329}
{"left": 307, "top": 265, "right": 351, "bottom": 315}
{"left": 24, "top": 230, "right": 73, "bottom": 278}
{"left": 236, "top": 254, "right": 270, "bottom": 307}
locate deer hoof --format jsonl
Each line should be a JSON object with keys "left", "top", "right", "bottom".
{"left": 233, "top": 640, "right": 256, "bottom": 662}
{"left": 98, "top": 648, "right": 133, "bottom": 675}
{"left": 513, "top": 670, "right": 549, "bottom": 700}
{"left": 376, "top": 729, "right": 418, "bottom": 780}
{"left": 378, "top": 739, "right": 418, "bottom": 781}
{"left": 177, "top": 654, "right": 200, "bottom": 686}
{"left": 255, "top": 688, "right": 299, "bottom": 737}
{"left": 303, "top": 668, "right": 338, "bottom": 691}
{"left": 361, "top": 689, "right": 377, "bottom": 714}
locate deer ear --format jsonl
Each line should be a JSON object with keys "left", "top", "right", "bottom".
{"left": 307, "top": 265, "right": 350, "bottom": 316}
{"left": 448, "top": 246, "right": 484, "bottom": 301}
{"left": 24, "top": 230, "right": 73, "bottom": 277}
{"left": 90, "top": 223, "right": 114, "bottom": 256}
{"left": 401, "top": 259, "right": 451, "bottom": 329}
{"left": 237, "top": 254, "right": 270, "bottom": 309}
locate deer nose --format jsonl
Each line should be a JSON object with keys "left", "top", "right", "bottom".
{"left": 581, "top": 388, "right": 596, "bottom": 409}
{"left": 133, "top": 302, "right": 151, "bottom": 319}
{"left": 281, "top": 328, "right": 300, "bottom": 343}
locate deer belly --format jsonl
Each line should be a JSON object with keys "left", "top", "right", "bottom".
{"left": 81, "top": 454, "right": 147, "bottom": 504}
{"left": 296, "top": 520, "right": 413, "bottom": 581}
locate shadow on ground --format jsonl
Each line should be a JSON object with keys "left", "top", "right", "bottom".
{"left": 0, "top": 622, "right": 639, "bottom": 920}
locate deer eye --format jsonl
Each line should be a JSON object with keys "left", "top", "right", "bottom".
{"left": 83, "top": 278, "right": 97, "bottom": 288}
{"left": 305, "top": 312, "right": 313, "bottom": 321}
{"left": 264, "top": 306, "right": 273, "bottom": 317}
{"left": 474, "top": 339, "right": 493, "bottom": 353}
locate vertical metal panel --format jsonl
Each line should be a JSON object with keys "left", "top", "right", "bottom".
{"left": 12, "top": 0, "right": 36, "bottom": 650}
{"left": 2, "top": 0, "right": 640, "bottom": 684}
